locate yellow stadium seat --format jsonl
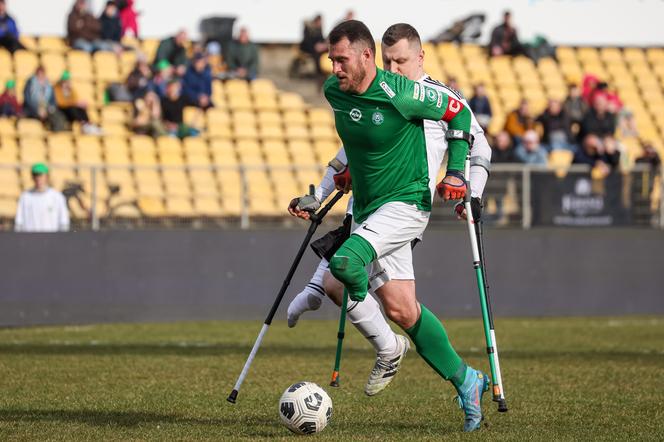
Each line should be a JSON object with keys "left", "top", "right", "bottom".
{"left": 194, "top": 196, "right": 223, "bottom": 216}
{"left": 141, "top": 39, "right": 160, "bottom": 61}
{"left": 233, "top": 123, "right": 259, "bottom": 139}
{"left": 279, "top": 92, "right": 305, "bottom": 110}
{"left": 183, "top": 106, "right": 205, "bottom": 128}
{"left": 19, "top": 137, "right": 47, "bottom": 163}
{"left": 0, "top": 197, "right": 18, "bottom": 217}
{"left": 41, "top": 53, "right": 67, "bottom": 83}
{"left": 181, "top": 137, "right": 208, "bottom": 155}
{"left": 208, "top": 123, "right": 232, "bottom": 138}
{"left": 120, "top": 51, "right": 137, "bottom": 77}
{"left": 207, "top": 108, "right": 231, "bottom": 126}
{"left": 225, "top": 79, "right": 251, "bottom": 96}
{"left": 14, "top": 50, "right": 39, "bottom": 79}
{"left": 253, "top": 94, "right": 279, "bottom": 112}
{"left": 77, "top": 135, "right": 103, "bottom": 164}
{"left": 308, "top": 108, "right": 334, "bottom": 125}
{"left": 251, "top": 78, "right": 277, "bottom": 95}
{"left": 38, "top": 36, "right": 67, "bottom": 53}
{"left": 0, "top": 138, "right": 18, "bottom": 162}
{"left": 232, "top": 110, "right": 257, "bottom": 126}
{"left": 257, "top": 110, "right": 282, "bottom": 125}
{"left": 102, "top": 123, "right": 129, "bottom": 136}
{"left": 100, "top": 106, "right": 127, "bottom": 125}
{"left": 94, "top": 52, "right": 120, "bottom": 82}
{"left": 285, "top": 125, "right": 310, "bottom": 141}
{"left": 310, "top": 124, "right": 337, "bottom": 141}
{"left": 283, "top": 110, "right": 307, "bottom": 126}
{"left": 156, "top": 135, "right": 182, "bottom": 154}
{"left": 19, "top": 35, "right": 37, "bottom": 51}
{"left": 0, "top": 50, "right": 12, "bottom": 77}
{"left": 624, "top": 47, "right": 646, "bottom": 63}
{"left": 138, "top": 196, "right": 166, "bottom": 216}
{"left": 47, "top": 133, "right": 75, "bottom": 164}
{"left": 228, "top": 94, "right": 254, "bottom": 111}
{"left": 17, "top": 119, "right": 45, "bottom": 136}
{"left": 258, "top": 123, "right": 284, "bottom": 140}
{"left": 67, "top": 50, "right": 94, "bottom": 81}
{"left": 0, "top": 118, "right": 16, "bottom": 137}
{"left": 212, "top": 81, "right": 225, "bottom": 104}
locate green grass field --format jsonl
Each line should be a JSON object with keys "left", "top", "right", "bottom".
{"left": 0, "top": 316, "right": 663, "bottom": 441}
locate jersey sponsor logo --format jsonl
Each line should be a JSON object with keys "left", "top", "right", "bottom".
{"left": 419, "top": 85, "right": 425, "bottom": 102}
{"left": 413, "top": 83, "right": 420, "bottom": 100}
{"left": 436, "top": 91, "right": 443, "bottom": 108}
{"left": 361, "top": 224, "right": 378, "bottom": 234}
{"left": 349, "top": 108, "right": 362, "bottom": 122}
{"left": 371, "top": 111, "right": 384, "bottom": 125}
{"left": 379, "top": 81, "right": 396, "bottom": 98}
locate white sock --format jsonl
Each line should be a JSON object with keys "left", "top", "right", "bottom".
{"left": 346, "top": 294, "right": 398, "bottom": 357}
{"left": 286, "top": 259, "right": 328, "bottom": 327}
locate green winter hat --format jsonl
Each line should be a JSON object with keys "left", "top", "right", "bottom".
{"left": 156, "top": 59, "right": 171, "bottom": 71}
{"left": 60, "top": 70, "right": 71, "bottom": 81}
{"left": 5, "top": 79, "right": 15, "bottom": 89}
{"left": 31, "top": 162, "right": 49, "bottom": 175}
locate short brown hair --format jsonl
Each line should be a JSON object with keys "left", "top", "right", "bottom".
{"left": 328, "top": 19, "right": 375, "bottom": 55}
{"left": 381, "top": 23, "right": 421, "bottom": 48}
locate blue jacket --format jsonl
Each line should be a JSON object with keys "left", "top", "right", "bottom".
{"left": 0, "top": 14, "right": 19, "bottom": 39}
{"left": 182, "top": 65, "right": 212, "bottom": 102}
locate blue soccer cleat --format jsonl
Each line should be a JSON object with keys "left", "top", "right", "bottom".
{"left": 454, "top": 368, "right": 490, "bottom": 432}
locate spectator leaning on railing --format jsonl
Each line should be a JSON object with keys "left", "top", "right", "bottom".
{"left": 0, "top": 79, "right": 22, "bottom": 117}
{"left": 0, "top": 0, "right": 24, "bottom": 53}
{"left": 226, "top": 27, "right": 259, "bottom": 81}
{"left": 15, "top": 163, "right": 70, "bottom": 233}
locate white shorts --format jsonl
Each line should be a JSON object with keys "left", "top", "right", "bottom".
{"left": 351, "top": 202, "right": 430, "bottom": 291}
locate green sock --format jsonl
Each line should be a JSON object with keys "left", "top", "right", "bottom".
{"left": 328, "top": 234, "right": 376, "bottom": 301}
{"left": 406, "top": 304, "right": 467, "bottom": 388}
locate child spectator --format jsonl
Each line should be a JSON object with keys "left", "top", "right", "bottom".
{"left": 227, "top": 27, "right": 259, "bottom": 81}
{"left": 182, "top": 53, "right": 213, "bottom": 109}
{"left": 468, "top": 83, "right": 492, "bottom": 130}
{"left": 537, "top": 99, "right": 575, "bottom": 152}
{"left": 0, "top": 79, "right": 22, "bottom": 117}
{"left": 154, "top": 30, "right": 188, "bottom": 76}
{"left": 54, "top": 70, "right": 102, "bottom": 134}
{"left": 514, "top": 130, "right": 548, "bottom": 165}
{"left": 118, "top": 0, "right": 139, "bottom": 37}
{"left": 504, "top": 99, "right": 536, "bottom": 143}
{"left": 161, "top": 79, "right": 198, "bottom": 138}
{"left": 0, "top": 0, "right": 24, "bottom": 53}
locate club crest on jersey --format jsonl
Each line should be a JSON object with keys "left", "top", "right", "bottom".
{"left": 371, "top": 111, "right": 384, "bottom": 125}
{"left": 349, "top": 108, "right": 362, "bottom": 122}
{"left": 426, "top": 88, "right": 437, "bottom": 102}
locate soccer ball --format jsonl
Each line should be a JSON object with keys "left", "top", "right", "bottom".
{"left": 278, "top": 381, "right": 333, "bottom": 435}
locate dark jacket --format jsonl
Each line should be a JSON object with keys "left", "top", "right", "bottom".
{"left": 227, "top": 40, "right": 259, "bottom": 76}
{"left": 299, "top": 21, "right": 325, "bottom": 55}
{"left": 182, "top": 64, "right": 212, "bottom": 102}
{"left": 100, "top": 11, "right": 122, "bottom": 42}
{"left": 573, "top": 148, "right": 620, "bottom": 168}
{"left": 67, "top": 7, "right": 101, "bottom": 44}
{"left": 578, "top": 109, "right": 616, "bottom": 141}
{"left": 0, "top": 13, "right": 19, "bottom": 39}
{"left": 537, "top": 109, "right": 573, "bottom": 146}
{"left": 469, "top": 95, "right": 492, "bottom": 117}
{"left": 153, "top": 37, "right": 188, "bottom": 68}
{"left": 491, "top": 147, "right": 517, "bottom": 163}
{"left": 161, "top": 95, "right": 185, "bottom": 124}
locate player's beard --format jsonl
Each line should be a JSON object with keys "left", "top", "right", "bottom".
{"left": 340, "top": 63, "right": 367, "bottom": 94}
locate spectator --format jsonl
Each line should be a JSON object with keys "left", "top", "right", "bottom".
{"left": 514, "top": 130, "right": 548, "bottom": 165}
{"left": 153, "top": 30, "right": 188, "bottom": 76}
{"left": 23, "top": 66, "right": 66, "bottom": 131}
{"left": 573, "top": 134, "right": 620, "bottom": 174}
{"left": 118, "top": 0, "right": 139, "bottom": 37}
{"left": 67, "top": 0, "right": 112, "bottom": 53}
{"left": 0, "top": 79, "right": 22, "bottom": 117}
{"left": 468, "top": 83, "right": 492, "bottom": 129}
{"left": 581, "top": 74, "right": 600, "bottom": 105}
{"left": 132, "top": 90, "right": 165, "bottom": 136}
{"left": 99, "top": 0, "right": 122, "bottom": 52}
{"left": 335, "top": 9, "right": 355, "bottom": 26}
{"left": 447, "top": 76, "right": 461, "bottom": 94}
{"left": 617, "top": 108, "right": 639, "bottom": 139}
{"left": 227, "top": 27, "right": 259, "bottom": 81}
{"left": 299, "top": 14, "right": 327, "bottom": 75}
{"left": 504, "top": 99, "right": 536, "bottom": 142}
{"left": 54, "top": 70, "right": 102, "bottom": 134}
{"left": 182, "top": 53, "right": 213, "bottom": 108}
{"left": 536, "top": 99, "right": 575, "bottom": 152}
{"left": 635, "top": 141, "right": 661, "bottom": 170}
{"left": 491, "top": 130, "right": 517, "bottom": 163}
{"left": 578, "top": 94, "right": 616, "bottom": 141}
{"left": 161, "top": 79, "right": 198, "bottom": 138}
{"left": 151, "top": 59, "right": 173, "bottom": 99}
{"left": 563, "top": 83, "right": 587, "bottom": 127}
{"left": 488, "top": 10, "right": 522, "bottom": 57}
{"left": 0, "top": 0, "right": 24, "bottom": 53}
{"left": 15, "top": 163, "right": 70, "bottom": 232}
{"left": 126, "top": 57, "right": 153, "bottom": 100}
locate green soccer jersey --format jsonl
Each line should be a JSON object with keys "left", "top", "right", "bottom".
{"left": 324, "top": 68, "right": 471, "bottom": 223}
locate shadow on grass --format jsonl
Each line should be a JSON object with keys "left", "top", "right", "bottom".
{"left": 0, "top": 344, "right": 661, "bottom": 362}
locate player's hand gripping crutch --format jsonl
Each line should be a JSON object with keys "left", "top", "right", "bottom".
{"left": 227, "top": 187, "right": 345, "bottom": 404}
{"left": 462, "top": 154, "right": 508, "bottom": 412}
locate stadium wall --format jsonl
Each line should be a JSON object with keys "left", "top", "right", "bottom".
{"left": 0, "top": 228, "right": 662, "bottom": 327}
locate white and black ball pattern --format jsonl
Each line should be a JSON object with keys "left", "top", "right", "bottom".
{"left": 279, "top": 381, "right": 333, "bottom": 435}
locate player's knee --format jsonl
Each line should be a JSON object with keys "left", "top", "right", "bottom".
{"left": 383, "top": 303, "right": 418, "bottom": 329}
{"left": 323, "top": 272, "right": 344, "bottom": 306}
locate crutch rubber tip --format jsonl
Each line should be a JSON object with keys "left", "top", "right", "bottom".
{"left": 329, "top": 371, "right": 340, "bottom": 387}
{"left": 497, "top": 399, "right": 508, "bottom": 412}
{"left": 227, "top": 389, "right": 239, "bottom": 404}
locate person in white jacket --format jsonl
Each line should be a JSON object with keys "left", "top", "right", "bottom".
{"left": 15, "top": 163, "right": 70, "bottom": 232}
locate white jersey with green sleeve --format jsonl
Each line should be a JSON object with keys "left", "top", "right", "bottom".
{"left": 323, "top": 68, "right": 470, "bottom": 224}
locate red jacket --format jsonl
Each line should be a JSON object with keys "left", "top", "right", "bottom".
{"left": 0, "top": 91, "right": 22, "bottom": 116}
